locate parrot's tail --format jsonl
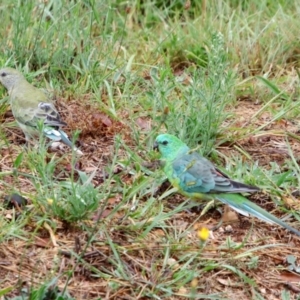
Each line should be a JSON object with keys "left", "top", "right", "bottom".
{"left": 216, "top": 193, "right": 300, "bottom": 237}
{"left": 57, "top": 129, "right": 73, "bottom": 148}
{"left": 59, "top": 129, "right": 83, "bottom": 155}
{"left": 44, "top": 128, "right": 83, "bottom": 155}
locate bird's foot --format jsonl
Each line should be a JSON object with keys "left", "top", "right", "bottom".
{"left": 50, "top": 141, "right": 83, "bottom": 156}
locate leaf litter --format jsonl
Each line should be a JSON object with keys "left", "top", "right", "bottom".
{"left": 0, "top": 97, "right": 300, "bottom": 299}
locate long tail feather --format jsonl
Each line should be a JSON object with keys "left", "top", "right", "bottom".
{"left": 59, "top": 130, "right": 83, "bottom": 155}
{"left": 58, "top": 129, "right": 73, "bottom": 148}
{"left": 216, "top": 193, "right": 300, "bottom": 237}
{"left": 44, "top": 128, "right": 83, "bottom": 155}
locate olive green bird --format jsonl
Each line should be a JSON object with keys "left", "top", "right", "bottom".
{"left": 0, "top": 67, "right": 82, "bottom": 155}
{"left": 154, "top": 133, "right": 300, "bottom": 237}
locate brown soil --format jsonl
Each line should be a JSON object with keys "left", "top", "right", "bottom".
{"left": 1, "top": 97, "right": 300, "bottom": 299}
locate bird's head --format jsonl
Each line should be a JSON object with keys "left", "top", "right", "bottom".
{"left": 154, "top": 134, "right": 188, "bottom": 160}
{"left": 0, "top": 67, "right": 24, "bottom": 91}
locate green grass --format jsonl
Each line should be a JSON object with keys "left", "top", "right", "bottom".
{"left": 1, "top": 0, "right": 300, "bottom": 299}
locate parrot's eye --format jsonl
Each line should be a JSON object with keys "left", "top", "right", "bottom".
{"left": 1, "top": 72, "right": 7, "bottom": 77}
{"left": 162, "top": 140, "right": 168, "bottom": 145}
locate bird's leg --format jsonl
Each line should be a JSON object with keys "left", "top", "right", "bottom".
{"left": 24, "top": 135, "right": 32, "bottom": 149}
{"left": 24, "top": 135, "right": 39, "bottom": 151}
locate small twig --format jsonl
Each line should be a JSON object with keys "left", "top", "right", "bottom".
{"left": 284, "top": 282, "right": 300, "bottom": 293}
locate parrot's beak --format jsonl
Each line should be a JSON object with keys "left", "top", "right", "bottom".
{"left": 153, "top": 141, "right": 158, "bottom": 151}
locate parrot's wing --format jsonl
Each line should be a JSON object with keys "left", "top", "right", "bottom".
{"left": 17, "top": 101, "right": 81, "bottom": 152}
{"left": 172, "top": 152, "right": 259, "bottom": 194}
{"left": 17, "top": 102, "right": 67, "bottom": 129}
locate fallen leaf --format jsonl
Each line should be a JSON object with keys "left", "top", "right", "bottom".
{"left": 135, "top": 117, "right": 151, "bottom": 131}
{"left": 34, "top": 236, "right": 52, "bottom": 248}
{"left": 284, "top": 282, "right": 300, "bottom": 293}
{"left": 5, "top": 213, "right": 13, "bottom": 220}
{"left": 91, "top": 113, "right": 112, "bottom": 127}
{"left": 107, "top": 197, "right": 121, "bottom": 205}
{"left": 166, "top": 258, "right": 180, "bottom": 269}
{"left": 225, "top": 225, "right": 234, "bottom": 232}
{"left": 217, "top": 278, "right": 243, "bottom": 287}
{"left": 84, "top": 167, "right": 98, "bottom": 173}
{"left": 93, "top": 209, "right": 112, "bottom": 221}
{"left": 178, "top": 287, "right": 188, "bottom": 295}
{"left": 190, "top": 278, "right": 198, "bottom": 288}
{"left": 280, "top": 271, "right": 300, "bottom": 282}
{"left": 282, "top": 195, "right": 300, "bottom": 209}
{"left": 152, "top": 228, "right": 165, "bottom": 238}
{"left": 222, "top": 205, "right": 239, "bottom": 223}
{"left": 173, "top": 219, "right": 189, "bottom": 230}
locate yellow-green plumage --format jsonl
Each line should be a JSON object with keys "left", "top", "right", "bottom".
{"left": 0, "top": 67, "right": 82, "bottom": 154}
{"left": 154, "top": 133, "right": 300, "bottom": 237}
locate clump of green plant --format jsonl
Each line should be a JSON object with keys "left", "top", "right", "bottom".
{"left": 4, "top": 277, "right": 74, "bottom": 300}
{"left": 149, "top": 32, "right": 236, "bottom": 154}
{"left": 13, "top": 133, "right": 110, "bottom": 223}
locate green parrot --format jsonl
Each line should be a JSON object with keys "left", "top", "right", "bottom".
{"left": 154, "top": 133, "right": 300, "bottom": 237}
{"left": 0, "top": 67, "right": 82, "bottom": 155}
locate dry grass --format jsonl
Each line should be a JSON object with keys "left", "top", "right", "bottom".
{"left": 1, "top": 98, "right": 300, "bottom": 299}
